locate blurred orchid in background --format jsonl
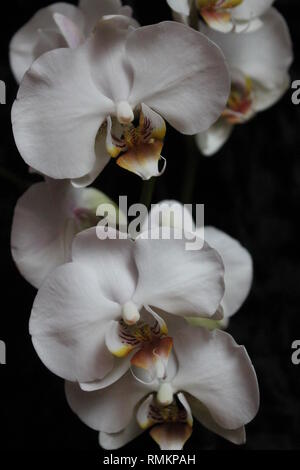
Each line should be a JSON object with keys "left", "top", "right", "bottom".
{"left": 12, "top": 16, "right": 230, "bottom": 183}
{"left": 65, "top": 322, "right": 259, "bottom": 450}
{"left": 9, "top": 0, "right": 135, "bottom": 83}
{"left": 196, "top": 8, "right": 293, "bottom": 156}
{"left": 167, "top": 0, "right": 275, "bottom": 33}
{"left": 11, "top": 178, "right": 122, "bottom": 288}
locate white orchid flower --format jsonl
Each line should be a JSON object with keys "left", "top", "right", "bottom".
{"left": 65, "top": 322, "right": 259, "bottom": 450}
{"left": 141, "top": 200, "right": 253, "bottom": 327}
{"left": 12, "top": 16, "right": 230, "bottom": 184}
{"left": 11, "top": 178, "right": 122, "bottom": 289}
{"left": 167, "top": 0, "right": 275, "bottom": 33}
{"left": 29, "top": 226, "right": 225, "bottom": 388}
{"left": 9, "top": 0, "right": 134, "bottom": 84}
{"left": 196, "top": 8, "right": 293, "bottom": 156}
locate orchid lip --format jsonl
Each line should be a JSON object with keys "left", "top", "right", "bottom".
{"left": 116, "top": 101, "right": 134, "bottom": 125}
{"left": 122, "top": 301, "right": 140, "bottom": 325}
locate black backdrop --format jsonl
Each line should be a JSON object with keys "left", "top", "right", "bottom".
{"left": 0, "top": 0, "right": 299, "bottom": 452}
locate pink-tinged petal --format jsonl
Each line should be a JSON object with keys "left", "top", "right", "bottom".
{"left": 150, "top": 424, "right": 192, "bottom": 450}
{"left": 232, "top": 0, "right": 275, "bottom": 21}
{"left": 166, "top": 0, "right": 191, "bottom": 16}
{"left": 53, "top": 13, "right": 84, "bottom": 48}
{"left": 132, "top": 229, "right": 225, "bottom": 318}
{"left": 204, "top": 227, "right": 253, "bottom": 319}
{"left": 99, "top": 416, "right": 143, "bottom": 450}
{"left": 12, "top": 41, "right": 114, "bottom": 181}
{"left": 196, "top": 119, "right": 233, "bottom": 156}
{"left": 201, "top": 9, "right": 293, "bottom": 89}
{"left": 127, "top": 21, "right": 230, "bottom": 134}
{"left": 187, "top": 394, "right": 246, "bottom": 444}
{"left": 9, "top": 2, "right": 85, "bottom": 83}
{"left": 80, "top": 356, "right": 131, "bottom": 391}
{"left": 65, "top": 372, "right": 150, "bottom": 433}
{"left": 172, "top": 325, "right": 260, "bottom": 430}
{"left": 72, "top": 227, "right": 137, "bottom": 305}
{"left": 11, "top": 179, "right": 111, "bottom": 288}
{"left": 11, "top": 181, "right": 67, "bottom": 288}
{"left": 30, "top": 262, "right": 120, "bottom": 382}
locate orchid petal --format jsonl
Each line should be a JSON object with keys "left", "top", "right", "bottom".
{"left": 136, "top": 394, "right": 155, "bottom": 429}
{"left": 99, "top": 416, "right": 143, "bottom": 450}
{"left": 12, "top": 42, "right": 114, "bottom": 180}
{"left": 127, "top": 21, "right": 230, "bottom": 134}
{"left": 105, "top": 320, "right": 136, "bottom": 357}
{"left": 166, "top": 0, "right": 191, "bottom": 16}
{"left": 72, "top": 127, "right": 111, "bottom": 187}
{"left": 172, "top": 326, "right": 259, "bottom": 430}
{"left": 79, "top": 0, "right": 123, "bottom": 32}
{"left": 133, "top": 229, "right": 225, "bottom": 318}
{"left": 9, "top": 2, "right": 85, "bottom": 83}
{"left": 187, "top": 394, "right": 246, "bottom": 444}
{"left": 65, "top": 372, "right": 150, "bottom": 433}
{"left": 204, "top": 227, "right": 253, "bottom": 318}
{"left": 119, "top": 6, "right": 134, "bottom": 19}
{"left": 30, "top": 262, "right": 120, "bottom": 382}
{"left": 106, "top": 116, "right": 123, "bottom": 159}
{"left": 196, "top": 119, "right": 233, "bottom": 156}
{"left": 53, "top": 13, "right": 84, "bottom": 48}
{"left": 201, "top": 9, "right": 293, "bottom": 89}
{"left": 72, "top": 227, "right": 137, "bottom": 305}
{"left": 232, "top": 0, "right": 275, "bottom": 21}
{"left": 252, "top": 74, "right": 291, "bottom": 113}
{"left": 11, "top": 181, "right": 68, "bottom": 288}
{"left": 177, "top": 392, "right": 194, "bottom": 427}
{"left": 88, "top": 16, "right": 134, "bottom": 103}
{"left": 11, "top": 179, "right": 107, "bottom": 288}
{"left": 80, "top": 356, "right": 131, "bottom": 391}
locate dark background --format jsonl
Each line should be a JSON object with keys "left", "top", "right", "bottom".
{"left": 0, "top": 0, "right": 299, "bottom": 452}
